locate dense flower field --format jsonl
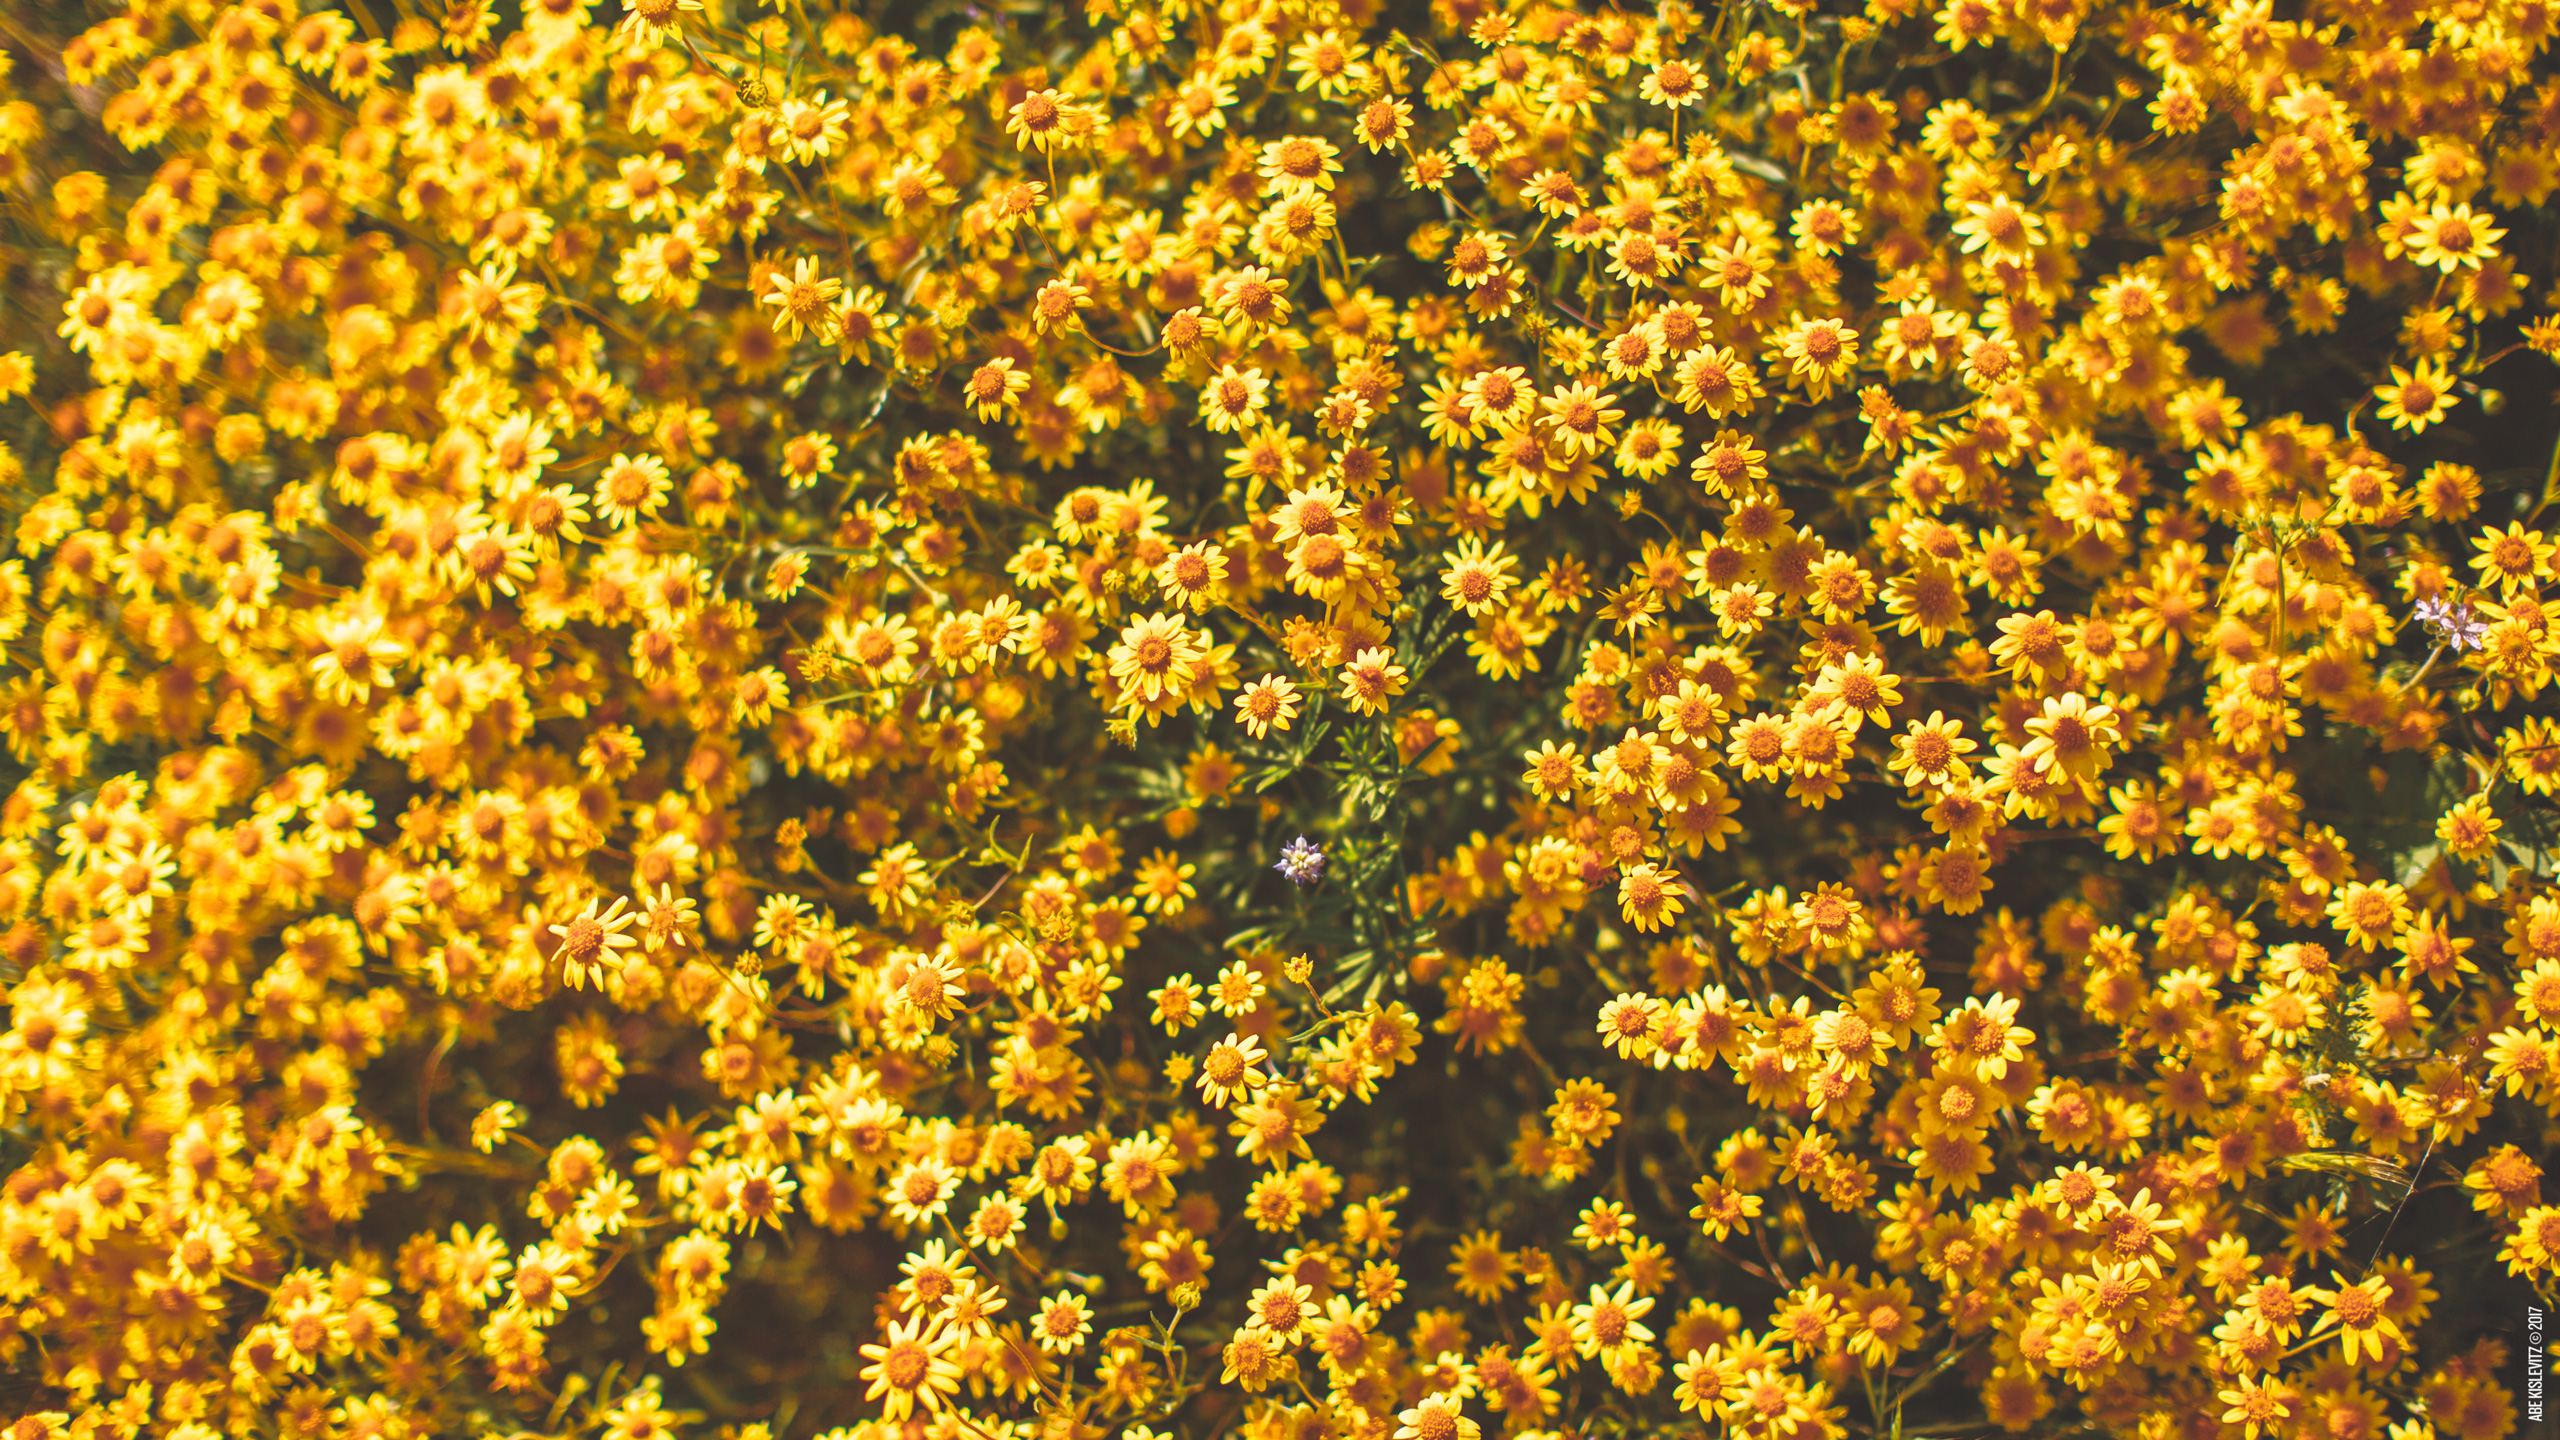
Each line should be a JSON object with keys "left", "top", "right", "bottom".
{"left": 0, "top": 0, "right": 2554, "bottom": 1433}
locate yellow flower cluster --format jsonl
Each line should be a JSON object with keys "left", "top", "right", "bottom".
{"left": 0, "top": 0, "right": 2553, "bottom": 1434}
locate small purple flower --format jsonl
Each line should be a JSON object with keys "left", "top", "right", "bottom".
{"left": 2415, "top": 597, "right": 2489, "bottom": 653}
{"left": 1274, "top": 835, "right": 1326, "bottom": 887}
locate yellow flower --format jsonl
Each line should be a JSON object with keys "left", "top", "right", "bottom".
{"left": 856, "top": 1314, "right": 961, "bottom": 1419}
{"left": 1771, "top": 315, "right": 1861, "bottom": 397}
{"left": 1258, "top": 135, "right": 1342, "bottom": 195}
{"left": 1617, "top": 862, "right": 1686, "bottom": 932}
{"left": 470, "top": 1100, "right": 525, "bottom": 1154}
{"left": 1155, "top": 541, "right": 1231, "bottom": 613}
{"left": 1032, "top": 1293, "right": 1092, "bottom": 1353}
{"left": 1338, "top": 646, "right": 1409, "bottom": 715}
{"left": 1538, "top": 380, "right": 1623, "bottom": 457}
{"left": 1199, "top": 364, "right": 1271, "bottom": 433}
{"left": 2406, "top": 201, "right": 2505, "bottom": 271}
{"left": 758, "top": 256, "right": 844, "bottom": 341}
{"left": 1029, "top": 277, "right": 1091, "bottom": 335}
{"left": 1108, "top": 612, "right": 1209, "bottom": 713}
{"left": 1440, "top": 538, "right": 1520, "bottom": 616}
{"left": 962, "top": 357, "right": 1030, "bottom": 420}
{"left": 1354, "top": 96, "right": 1415, "bottom": 151}
{"left": 2374, "top": 359, "right": 2456, "bottom": 432}
{"left": 548, "top": 893, "right": 640, "bottom": 990}
{"left": 2218, "top": 1377, "right": 2295, "bottom": 1439}
{"left": 615, "top": 0, "right": 704, "bottom": 45}
{"left": 1951, "top": 194, "right": 2046, "bottom": 261}
{"left": 1005, "top": 89, "right": 1086, "bottom": 154}
{"left": 1235, "top": 674, "right": 1302, "bottom": 738}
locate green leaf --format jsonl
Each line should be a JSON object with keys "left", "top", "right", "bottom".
{"left": 1727, "top": 150, "right": 1789, "bottom": 182}
{"left": 2395, "top": 842, "right": 2440, "bottom": 890}
{"left": 2276, "top": 1150, "right": 2409, "bottom": 1187}
{"left": 1224, "top": 922, "right": 1284, "bottom": 952}
{"left": 1323, "top": 948, "right": 1380, "bottom": 1007}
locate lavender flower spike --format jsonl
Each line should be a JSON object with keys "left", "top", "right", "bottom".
{"left": 1274, "top": 835, "right": 1326, "bottom": 888}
